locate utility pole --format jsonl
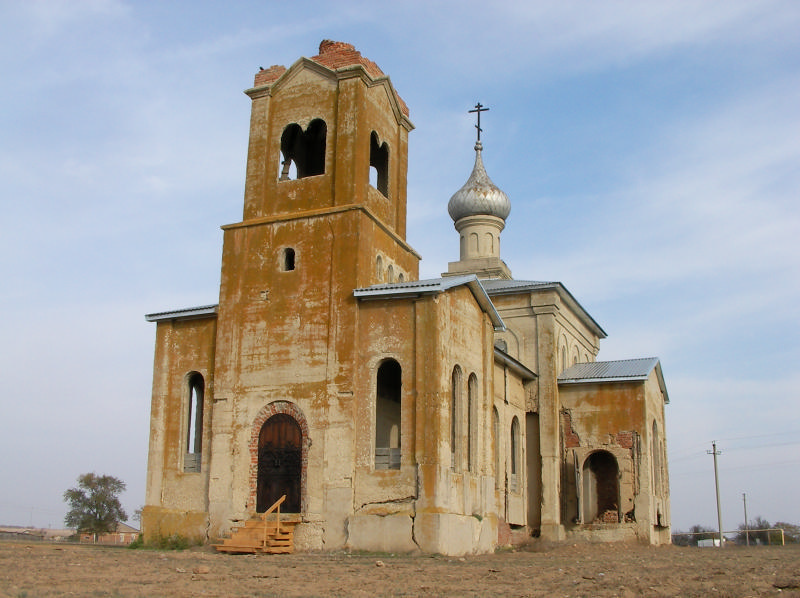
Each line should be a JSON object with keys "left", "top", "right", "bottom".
{"left": 708, "top": 441, "right": 724, "bottom": 547}
{"left": 743, "top": 493, "right": 750, "bottom": 547}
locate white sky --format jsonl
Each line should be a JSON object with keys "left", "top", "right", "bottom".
{"left": 1, "top": 0, "right": 798, "bottom": 534}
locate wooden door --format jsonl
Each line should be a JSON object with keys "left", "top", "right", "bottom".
{"left": 257, "top": 414, "right": 302, "bottom": 512}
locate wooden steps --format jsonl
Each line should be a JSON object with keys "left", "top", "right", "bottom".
{"left": 214, "top": 495, "right": 296, "bottom": 554}
{"left": 214, "top": 519, "right": 296, "bottom": 554}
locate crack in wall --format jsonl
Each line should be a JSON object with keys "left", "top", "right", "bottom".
{"left": 356, "top": 495, "right": 416, "bottom": 514}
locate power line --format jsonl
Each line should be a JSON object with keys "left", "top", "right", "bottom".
{"left": 670, "top": 458, "right": 800, "bottom": 477}
{"left": 713, "top": 430, "right": 800, "bottom": 443}
{"left": 721, "top": 440, "right": 800, "bottom": 451}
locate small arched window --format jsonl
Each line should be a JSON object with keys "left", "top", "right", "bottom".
{"left": 469, "top": 232, "right": 479, "bottom": 254}
{"left": 510, "top": 416, "right": 521, "bottom": 492}
{"left": 387, "top": 265, "right": 394, "bottom": 283}
{"left": 376, "top": 255, "right": 384, "bottom": 282}
{"left": 282, "top": 248, "right": 296, "bottom": 271}
{"left": 185, "top": 372, "right": 204, "bottom": 473}
{"left": 510, "top": 416, "right": 520, "bottom": 475}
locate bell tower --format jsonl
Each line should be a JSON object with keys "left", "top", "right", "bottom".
{"left": 205, "top": 42, "right": 419, "bottom": 531}
{"left": 240, "top": 40, "right": 414, "bottom": 240}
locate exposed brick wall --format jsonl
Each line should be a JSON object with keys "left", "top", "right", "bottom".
{"left": 497, "top": 517, "right": 512, "bottom": 546}
{"left": 254, "top": 64, "right": 286, "bottom": 87}
{"left": 561, "top": 410, "right": 581, "bottom": 448}
{"left": 312, "top": 40, "right": 385, "bottom": 79}
{"left": 251, "top": 40, "right": 410, "bottom": 117}
{"left": 615, "top": 431, "right": 634, "bottom": 449}
{"left": 247, "top": 401, "right": 310, "bottom": 512}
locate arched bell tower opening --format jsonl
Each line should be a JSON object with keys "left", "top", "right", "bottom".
{"left": 278, "top": 119, "right": 327, "bottom": 180}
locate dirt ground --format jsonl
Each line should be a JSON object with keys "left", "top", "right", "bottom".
{"left": 1, "top": 540, "right": 799, "bottom": 598}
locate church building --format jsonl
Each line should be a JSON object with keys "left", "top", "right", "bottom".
{"left": 143, "top": 41, "right": 671, "bottom": 554}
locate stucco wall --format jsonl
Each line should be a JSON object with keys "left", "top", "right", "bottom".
{"left": 143, "top": 315, "right": 216, "bottom": 543}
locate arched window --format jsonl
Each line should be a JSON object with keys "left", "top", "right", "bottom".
{"left": 185, "top": 372, "right": 204, "bottom": 473}
{"left": 510, "top": 416, "right": 520, "bottom": 492}
{"left": 376, "top": 255, "right": 384, "bottom": 282}
{"left": 492, "top": 407, "right": 500, "bottom": 489}
{"left": 451, "top": 366, "right": 463, "bottom": 470}
{"left": 375, "top": 359, "right": 402, "bottom": 470}
{"left": 469, "top": 232, "right": 479, "bottom": 255}
{"left": 467, "top": 374, "right": 478, "bottom": 472}
{"left": 582, "top": 451, "right": 620, "bottom": 523}
{"left": 651, "top": 421, "right": 661, "bottom": 495}
{"left": 387, "top": 264, "right": 394, "bottom": 283}
{"left": 369, "top": 131, "right": 389, "bottom": 197}
{"left": 278, "top": 119, "right": 326, "bottom": 180}
{"left": 282, "top": 247, "right": 296, "bottom": 271}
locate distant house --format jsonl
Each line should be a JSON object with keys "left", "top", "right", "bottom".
{"left": 80, "top": 522, "right": 140, "bottom": 545}
{"left": 0, "top": 526, "right": 45, "bottom": 541}
{"left": 0, "top": 527, "right": 74, "bottom": 542}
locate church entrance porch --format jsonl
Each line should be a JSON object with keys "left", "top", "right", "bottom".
{"left": 582, "top": 450, "right": 619, "bottom": 524}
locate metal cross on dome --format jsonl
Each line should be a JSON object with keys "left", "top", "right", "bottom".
{"left": 469, "top": 102, "right": 489, "bottom": 142}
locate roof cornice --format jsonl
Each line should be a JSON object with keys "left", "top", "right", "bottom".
{"left": 244, "top": 57, "right": 414, "bottom": 131}
{"left": 494, "top": 347, "right": 537, "bottom": 381}
{"left": 485, "top": 280, "right": 606, "bottom": 339}
{"left": 221, "top": 204, "right": 421, "bottom": 260}
{"left": 145, "top": 304, "right": 218, "bottom": 323}
{"left": 354, "top": 275, "right": 505, "bottom": 331}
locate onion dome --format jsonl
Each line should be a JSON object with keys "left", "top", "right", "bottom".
{"left": 447, "top": 141, "right": 511, "bottom": 222}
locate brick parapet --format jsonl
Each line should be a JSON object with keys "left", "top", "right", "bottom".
{"left": 251, "top": 40, "right": 409, "bottom": 117}
{"left": 254, "top": 64, "right": 287, "bottom": 87}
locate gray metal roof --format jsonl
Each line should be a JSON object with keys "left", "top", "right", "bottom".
{"left": 482, "top": 279, "right": 607, "bottom": 339}
{"left": 494, "top": 347, "right": 537, "bottom": 381}
{"left": 354, "top": 274, "right": 505, "bottom": 330}
{"left": 480, "top": 279, "right": 555, "bottom": 292}
{"left": 145, "top": 304, "right": 218, "bottom": 322}
{"left": 558, "top": 357, "right": 668, "bottom": 403}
